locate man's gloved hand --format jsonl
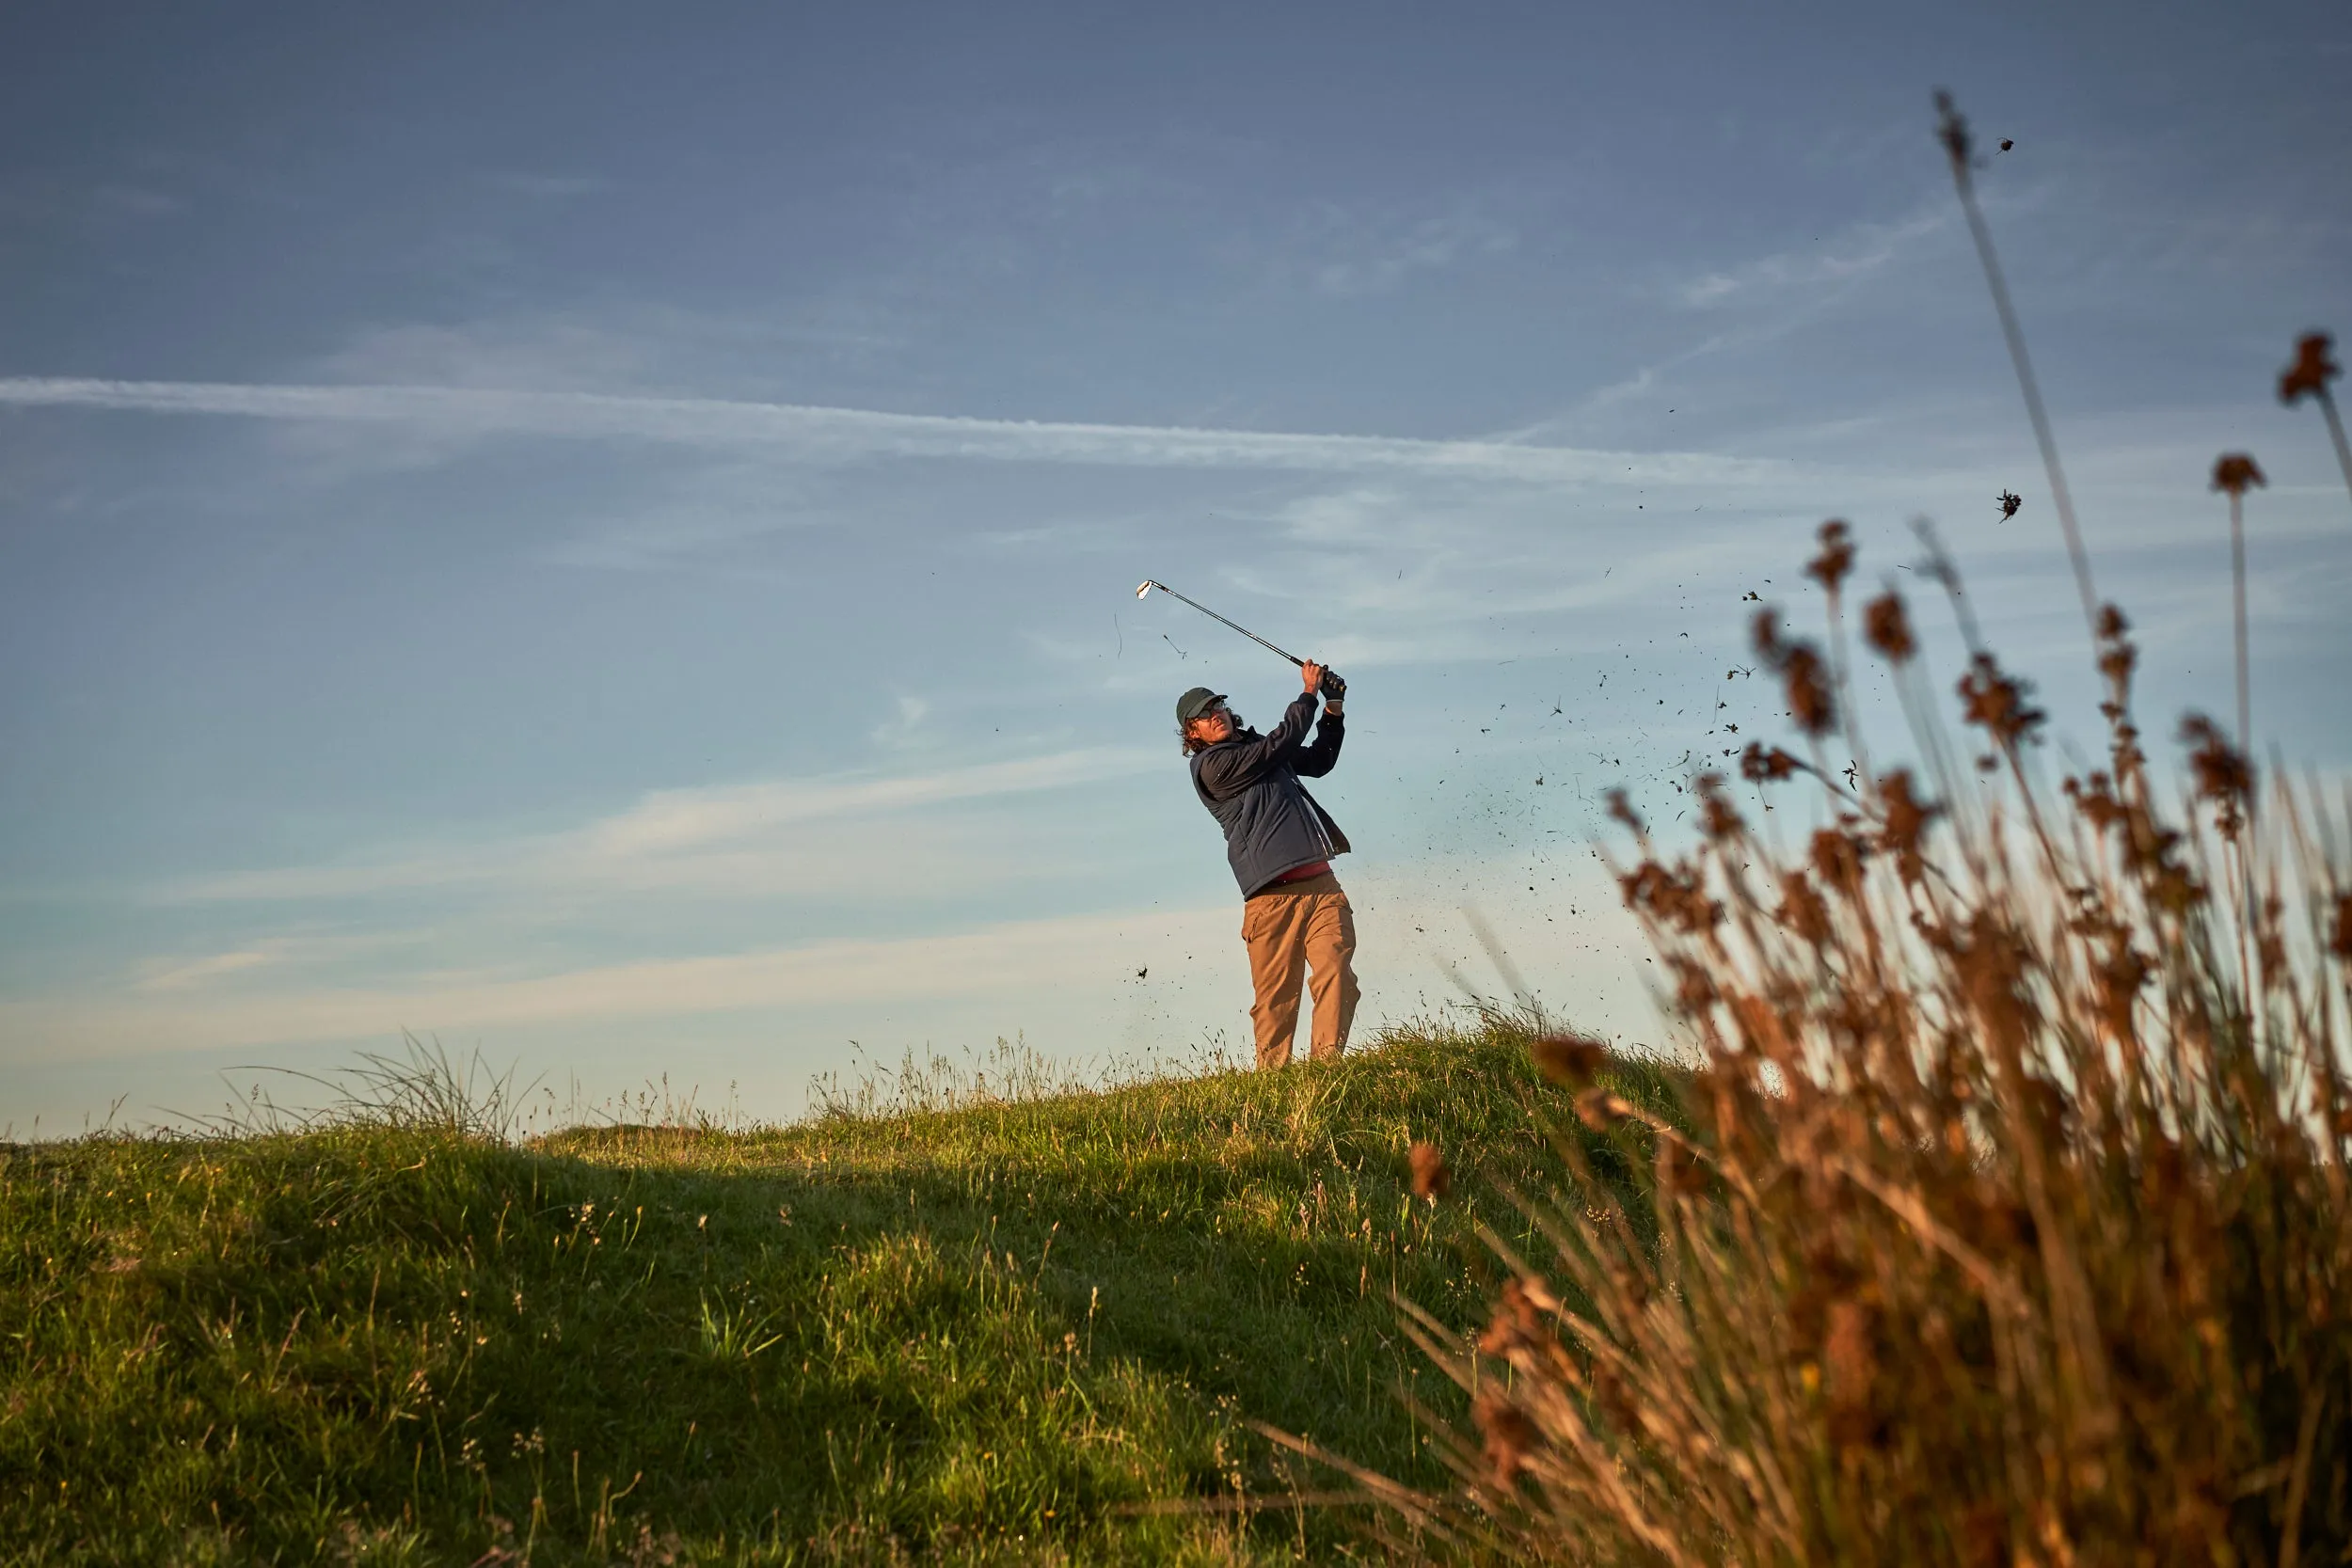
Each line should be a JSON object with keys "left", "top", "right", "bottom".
{"left": 1318, "top": 668, "right": 1346, "bottom": 700}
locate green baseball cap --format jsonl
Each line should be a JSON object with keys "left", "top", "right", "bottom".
{"left": 1175, "top": 687, "right": 1227, "bottom": 724}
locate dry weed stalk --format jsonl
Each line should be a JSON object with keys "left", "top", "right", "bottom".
{"left": 1407, "top": 523, "right": 2351, "bottom": 1563}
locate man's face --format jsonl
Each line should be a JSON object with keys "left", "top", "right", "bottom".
{"left": 1193, "top": 704, "right": 1236, "bottom": 745}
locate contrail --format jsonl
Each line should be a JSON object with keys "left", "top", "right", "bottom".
{"left": 0, "top": 374, "right": 1802, "bottom": 487}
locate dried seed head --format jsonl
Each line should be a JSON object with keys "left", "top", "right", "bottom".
{"left": 1531, "top": 1032, "right": 1609, "bottom": 1088}
{"left": 1809, "top": 829, "right": 1867, "bottom": 899}
{"left": 1575, "top": 1087, "right": 1632, "bottom": 1132}
{"left": 1806, "top": 519, "right": 1855, "bottom": 594}
{"left": 2063, "top": 772, "right": 2126, "bottom": 834}
{"left": 2210, "top": 452, "right": 2266, "bottom": 497}
{"left": 1997, "top": 489, "right": 2023, "bottom": 520}
{"left": 1662, "top": 959, "right": 1720, "bottom": 1020}
{"left": 1656, "top": 1136, "right": 1708, "bottom": 1197}
{"left": 1877, "top": 769, "right": 1943, "bottom": 888}
{"left": 2330, "top": 894, "right": 2352, "bottom": 963}
{"left": 1754, "top": 611, "right": 1836, "bottom": 735}
{"left": 1862, "top": 592, "right": 1916, "bottom": 663}
{"left": 2095, "top": 603, "right": 2137, "bottom": 703}
{"left": 1777, "top": 870, "right": 1834, "bottom": 946}
{"left": 1474, "top": 1391, "right": 1539, "bottom": 1485}
{"left": 1478, "top": 1276, "right": 1560, "bottom": 1360}
{"left": 1407, "top": 1141, "right": 1452, "bottom": 1200}
{"left": 1590, "top": 1361, "right": 1639, "bottom": 1433}
{"left": 2179, "top": 714, "right": 2253, "bottom": 810}
{"left": 2279, "top": 332, "right": 2340, "bottom": 405}
{"left": 1621, "top": 860, "right": 1724, "bottom": 934}
{"left": 1933, "top": 89, "right": 1972, "bottom": 176}
{"left": 1740, "top": 741, "right": 1799, "bottom": 784}
{"left": 1604, "top": 788, "right": 1645, "bottom": 835}
{"left": 2095, "top": 942, "right": 2153, "bottom": 1042}
{"left": 1958, "top": 653, "right": 2046, "bottom": 752}
{"left": 1696, "top": 772, "right": 1743, "bottom": 841}
{"left": 1782, "top": 644, "right": 1836, "bottom": 736}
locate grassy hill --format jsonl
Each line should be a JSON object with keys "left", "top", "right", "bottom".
{"left": 0, "top": 1022, "right": 1674, "bottom": 1565}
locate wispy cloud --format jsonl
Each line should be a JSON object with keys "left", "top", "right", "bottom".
{"left": 135, "top": 945, "right": 286, "bottom": 990}
{"left": 0, "top": 376, "right": 1804, "bottom": 488}
{"left": 1301, "top": 205, "right": 1518, "bottom": 297}
{"left": 476, "top": 172, "right": 608, "bottom": 199}
{"left": 870, "top": 695, "right": 930, "bottom": 749}
{"left": 2, "top": 903, "right": 1238, "bottom": 1062}
{"left": 1677, "top": 204, "right": 1948, "bottom": 309}
{"left": 158, "top": 747, "right": 1158, "bottom": 903}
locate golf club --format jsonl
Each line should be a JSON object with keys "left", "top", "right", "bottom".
{"left": 1136, "top": 580, "right": 1344, "bottom": 697}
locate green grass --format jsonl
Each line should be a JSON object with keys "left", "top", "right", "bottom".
{"left": 0, "top": 1022, "right": 1677, "bottom": 1565}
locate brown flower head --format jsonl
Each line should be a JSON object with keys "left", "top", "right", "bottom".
{"left": 2094, "top": 604, "right": 2137, "bottom": 706}
{"left": 1604, "top": 788, "right": 1645, "bottom": 835}
{"left": 1475, "top": 1391, "right": 1540, "bottom": 1485}
{"left": 1862, "top": 592, "right": 1916, "bottom": 663}
{"left": 1740, "top": 741, "right": 1799, "bottom": 784}
{"left": 1407, "top": 1141, "right": 1452, "bottom": 1200}
{"left": 2179, "top": 714, "right": 2252, "bottom": 817}
{"left": 1754, "top": 609, "right": 1836, "bottom": 736}
{"left": 2063, "top": 771, "right": 2129, "bottom": 836}
{"left": 2279, "top": 332, "right": 2340, "bottom": 405}
{"left": 1575, "top": 1086, "right": 1632, "bottom": 1132}
{"left": 1531, "top": 1032, "right": 1609, "bottom": 1088}
{"left": 1782, "top": 644, "right": 1836, "bottom": 736}
{"left": 1810, "top": 828, "right": 1867, "bottom": 899}
{"left": 1877, "top": 769, "right": 1944, "bottom": 888}
{"left": 1777, "top": 869, "right": 1834, "bottom": 946}
{"left": 1656, "top": 1136, "right": 1708, "bottom": 1197}
{"left": 1806, "top": 519, "right": 1855, "bottom": 594}
{"left": 2094, "top": 942, "right": 2153, "bottom": 1042}
{"left": 1958, "top": 653, "right": 2045, "bottom": 752}
{"left": 1590, "top": 1361, "right": 1639, "bottom": 1433}
{"left": 1479, "top": 1283, "right": 1537, "bottom": 1359}
{"left": 2330, "top": 893, "right": 2352, "bottom": 963}
{"left": 1997, "top": 489, "right": 2023, "bottom": 520}
{"left": 1621, "top": 859, "right": 1723, "bottom": 934}
{"left": 1668, "top": 957, "right": 1716, "bottom": 1013}
{"left": 1695, "top": 771, "right": 1743, "bottom": 841}
{"left": 1933, "top": 89, "right": 1972, "bottom": 176}
{"left": 2211, "top": 453, "right": 2266, "bottom": 498}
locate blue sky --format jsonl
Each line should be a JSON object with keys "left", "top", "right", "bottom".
{"left": 4, "top": 1, "right": 2348, "bottom": 1132}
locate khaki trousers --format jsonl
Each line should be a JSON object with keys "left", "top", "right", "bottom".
{"left": 1241, "top": 873, "right": 1359, "bottom": 1069}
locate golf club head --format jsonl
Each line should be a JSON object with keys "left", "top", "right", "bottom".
{"left": 1135, "top": 580, "right": 1159, "bottom": 599}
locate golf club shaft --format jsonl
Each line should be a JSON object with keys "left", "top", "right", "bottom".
{"left": 1150, "top": 583, "right": 1304, "bottom": 668}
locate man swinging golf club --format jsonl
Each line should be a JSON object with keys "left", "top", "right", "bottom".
{"left": 1175, "top": 662, "right": 1358, "bottom": 1068}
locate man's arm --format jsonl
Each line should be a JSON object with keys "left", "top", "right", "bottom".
{"left": 1293, "top": 700, "right": 1343, "bottom": 778}
{"left": 1193, "top": 689, "right": 1320, "bottom": 800}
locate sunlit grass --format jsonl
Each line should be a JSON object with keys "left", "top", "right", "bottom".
{"left": 0, "top": 1017, "right": 1676, "bottom": 1564}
